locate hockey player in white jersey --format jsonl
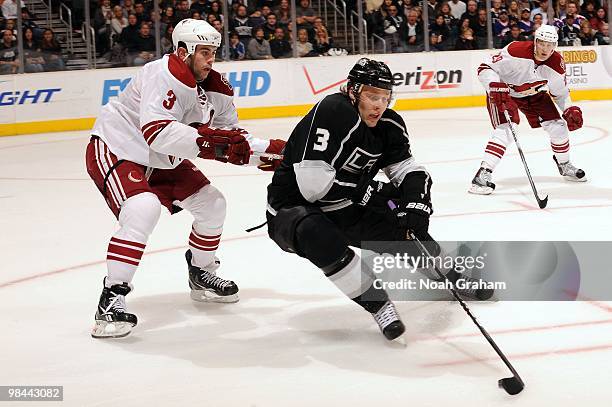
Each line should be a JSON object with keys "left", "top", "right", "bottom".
{"left": 86, "top": 19, "right": 285, "bottom": 338}
{"left": 469, "top": 24, "right": 586, "bottom": 195}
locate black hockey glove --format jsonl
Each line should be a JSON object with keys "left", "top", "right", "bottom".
{"left": 391, "top": 199, "right": 432, "bottom": 241}
{"left": 352, "top": 177, "right": 399, "bottom": 210}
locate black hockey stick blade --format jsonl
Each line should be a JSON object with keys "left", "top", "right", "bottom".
{"left": 498, "top": 377, "right": 525, "bottom": 395}
{"left": 538, "top": 195, "right": 549, "bottom": 209}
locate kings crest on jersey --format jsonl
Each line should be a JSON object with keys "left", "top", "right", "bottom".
{"left": 92, "top": 54, "right": 238, "bottom": 170}
{"left": 267, "top": 93, "right": 425, "bottom": 213}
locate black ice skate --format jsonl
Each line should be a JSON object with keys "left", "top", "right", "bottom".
{"left": 553, "top": 156, "right": 587, "bottom": 182}
{"left": 91, "top": 278, "right": 137, "bottom": 339}
{"left": 186, "top": 250, "right": 239, "bottom": 303}
{"left": 372, "top": 301, "right": 405, "bottom": 340}
{"left": 468, "top": 167, "right": 496, "bottom": 195}
{"left": 445, "top": 268, "right": 494, "bottom": 301}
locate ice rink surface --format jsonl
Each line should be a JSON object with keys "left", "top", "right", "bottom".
{"left": 1, "top": 101, "right": 611, "bottom": 406}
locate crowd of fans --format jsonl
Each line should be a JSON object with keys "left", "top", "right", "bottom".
{"left": 91, "top": 0, "right": 338, "bottom": 65}
{"left": 1, "top": 0, "right": 610, "bottom": 74}
{"left": 366, "top": 0, "right": 609, "bottom": 52}
{"left": 1, "top": 2, "right": 66, "bottom": 74}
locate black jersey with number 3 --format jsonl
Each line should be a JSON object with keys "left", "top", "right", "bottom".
{"left": 267, "top": 93, "right": 422, "bottom": 214}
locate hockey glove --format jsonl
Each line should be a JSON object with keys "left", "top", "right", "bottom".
{"left": 488, "top": 81, "right": 519, "bottom": 124}
{"left": 391, "top": 200, "right": 432, "bottom": 241}
{"left": 562, "top": 106, "right": 583, "bottom": 131}
{"left": 258, "top": 139, "right": 286, "bottom": 171}
{"left": 353, "top": 178, "right": 400, "bottom": 210}
{"left": 196, "top": 125, "right": 251, "bottom": 165}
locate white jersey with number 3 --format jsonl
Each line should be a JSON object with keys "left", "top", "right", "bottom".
{"left": 92, "top": 53, "right": 270, "bottom": 169}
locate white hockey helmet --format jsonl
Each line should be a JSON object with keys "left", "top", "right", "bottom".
{"left": 534, "top": 24, "right": 559, "bottom": 43}
{"left": 172, "top": 19, "right": 221, "bottom": 56}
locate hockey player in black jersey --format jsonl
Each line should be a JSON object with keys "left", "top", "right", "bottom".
{"left": 266, "top": 58, "right": 491, "bottom": 342}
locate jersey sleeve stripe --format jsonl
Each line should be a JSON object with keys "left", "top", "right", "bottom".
{"left": 142, "top": 119, "right": 175, "bottom": 145}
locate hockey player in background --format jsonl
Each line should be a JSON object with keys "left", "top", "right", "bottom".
{"left": 265, "top": 59, "right": 492, "bottom": 342}
{"left": 470, "top": 24, "right": 586, "bottom": 195}
{"left": 86, "top": 19, "right": 285, "bottom": 338}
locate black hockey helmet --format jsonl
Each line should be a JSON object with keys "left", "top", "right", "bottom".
{"left": 346, "top": 58, "right": 394, "bottom": 107}
{"left": 347, "top": 58, "right": 394, "bottom": 91}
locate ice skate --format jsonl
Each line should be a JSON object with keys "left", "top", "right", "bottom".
{"left": 372, "top": 301, "right": 405, "bottom": 340}
{"left": 468, "top": 167, "right": 496, "bottom": 195}
{"left": 553, "top": 156, "right": 587, "bottom": 182}
{"left": 91, "top": 278, "right": 137, "bottom": 339}
{"left": 186, "top": 250, "right": 239, "bottom": 303}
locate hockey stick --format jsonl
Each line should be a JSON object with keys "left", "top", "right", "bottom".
{"left": 388, "top": 201, "right": 524, "bottom": 395}
{"left": 502, "top": 110, "right": 548, "bottom": 209}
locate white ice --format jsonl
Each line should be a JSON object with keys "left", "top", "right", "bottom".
{"left": 1, "top": 101, "right": 611, "bottom": 406}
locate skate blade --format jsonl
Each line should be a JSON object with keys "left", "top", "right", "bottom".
{"left": 91, "top": 320, "right": 134, "bottom": 339}
{"left": 563, "top": 175, "right": 588, "bottom": 182}
{"left": 190, "top": 290, "right": 239, "bottom": 303}
{"left": 468, "top": 184, "right": 494, "bottom": 195}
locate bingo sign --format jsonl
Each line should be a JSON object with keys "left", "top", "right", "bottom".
{"left": 562, "top": 47, "right": 612, "bottom": 89}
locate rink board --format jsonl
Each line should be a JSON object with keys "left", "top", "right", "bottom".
{"left": 1, "top": 46, "right": 611, "bottom": 136}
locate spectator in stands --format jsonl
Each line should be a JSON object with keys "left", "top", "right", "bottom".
{"left": 0, "top": 28, "right": 19, "bottom": 75}
{"left": 425, "top": 0, "right": 438, "bottom": 24}
{"left": 502, "top": 24, "right": 528, "bottom": 46}
{"left": 508, "top": 1, "right": 521, "bottom": 22}
{"left": 454, "top": 27, "right": 477, "bottom": 50}
{"left": 400, "top": 0, "right": 416, "bottom": 21}
{"left": 448, "top": 0, "right": 466, "bottom": 20}
{"left": 261, "top": 5, "right": 273, "bottom": 19}
{"left": 4, "top": 18, "right": 15, "bottom": 41}
{"left": 120, "top": 13, "right": 140, "bottom": 50}
{"left": 494, "top": 10, "right": 512, "bottom": 45}
{"left": 531, "top": 0, "right": 550, "bottom": 25}
{"left": 122, "top": 0, "right": 135, "bottom": 17}
{"left": 247, "top": 26, "right": 273, "bottom": 59}
{"left": 560, "top": 14, "right": 581, "bottom": 46}
{"left": 383, "top": 3, "right": 405, "bottom": 53}
{"left": 161, "top": 6, "right": 177, "bottom": 28}
{"left": 430, "top": 14, "right": 451, "bottom": 51}
{"left": 460, "top": 0, "right": 479, "bottom": 31}
{"left": 111, "top": 5, "right": 128, "bottom": 46}
{"left": 209, "top": 2, "right": 223, "bottom": 24}
{"left": 40, "top": 29, "right": 65, "bottom": 71}
{"left": 405, "top": 9, "right": 424, "bottom": 52}
{"left": 581, "top": 1, "right": 597, "bottom": 21}
{"left": 518, "top": 8, "right": 533, "bottom": 34}
{"left": 1, "top": 0, "right": 17, "bottom": 20}
{"left": 190, "top": 0, "right": 209, "bottom": 16}
{"left": 270, "top": 27, "right": 292, "bottom": 58}
{"left": 313, "top": 24, "right": 333, "bottom": 55}
{"left": 160, "top": 24, "right": 174, "bottom": 54}
{"left": 473, "top": 8, "right": 489, "bottom": 48}
{"left": 275, "top": 0, "right": 292, "bottom": 30}
{"left": 192, "top": 11, "right": 203, "bottom": 20}
{"left": 490, "top": 0, "right": 503, "bottom": 23}
{"left": 175, "top": 0, "right": 191, "bottom": 22}
{"left": 556, "top": 0, "right": 568, "bottom": 19}
{"left": 20, "top": 6, "right": 43, "bottom": 40}
{"left": 263, "top": 13, "right": 278, "bottom": 41}
{"left": 598, "top": 23, "right": 609, "bottom": 45}
{"left": 296, "top": 0, "right": 317, "bottom": 33}
{"left": 231, "top": 4, "right": 253, "bottom": 47}
{"left": 93, "top": 0, "right": 113, "bottom": 55}
{"left": 130, "top": 22, "right": 155, "bottom": 66}
{"left": 134, "top": 2, "right": 151, "bottom": 24}
{"left": 578, "top": 19, "right": 600, "bottom": 45}
{"left": 438, "top": 2, "right": 457, "bottom": 29}
{"left": 251, "top": 9, "right": 267, "bottom": 29}
{"left": 566, "top": 2, "right": 586, "bottom": 26}
{"left": 533, "top": 13, "right": 544, "bottom": 27}
{"left": 228, "top": 31, "right": 246, "bottom": 60}
{"left": 590, "top": 8, "right": 607, "bottom": 31}
{"left": 296, "top": 27, "right": 315, "bottom": 57}
{"left": 23, "top": 27, "right": 44, "bottom": 73}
